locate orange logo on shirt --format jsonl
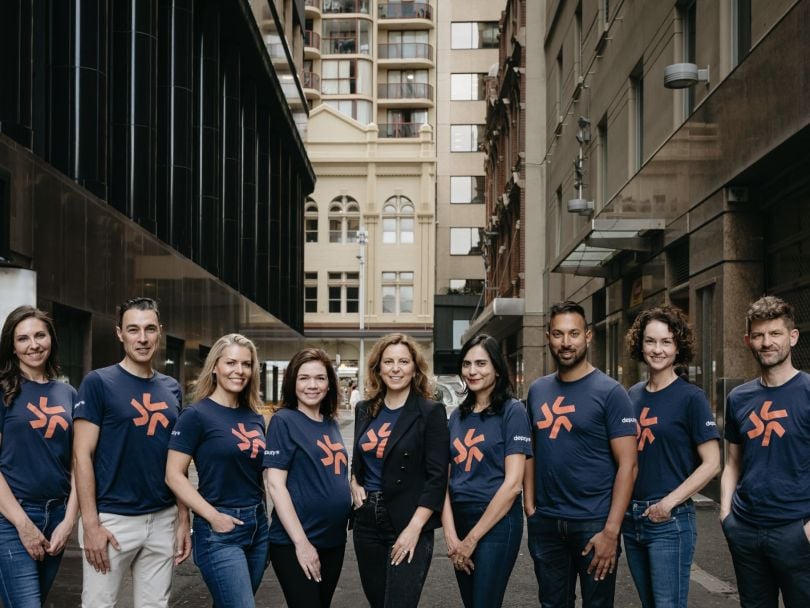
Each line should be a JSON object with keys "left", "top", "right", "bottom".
{"left": 27, "top": 396, "right": 69, "bottom": 439}
{"left": 130, "top": 393, "right": 170, "bottom": 436}
{"left": 637, "top": 407, "right": 658, "bottom": 451}
{"left": 747, "top": 400, "right": 787, "bottom": 447}
{"left": 536, "top": 396, "right": 575, "bottom": 439}
{"left": 317, "top": 435, "right": 347, "bottom": 475}
{"left": 361, "top": 423, "right": 392, "bottom": 459}
{"left": 452, "top": 429, "right": 485, "bottom": 472}
{"left": 232, "top": 423, "right": 265, "bottom": 458}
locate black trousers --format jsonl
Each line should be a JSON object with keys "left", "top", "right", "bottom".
{"left": 352, "top": 491, "right": 434, "bottom": 608}
{"left": 267, "top": 542, "right": 345, "bottom": 608}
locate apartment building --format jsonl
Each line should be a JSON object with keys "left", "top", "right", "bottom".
{"left": 294, "top": 0, "right": 438, "bottom": 381}
{"left": 432, "top": 1, "right": 505, "bottom": 374}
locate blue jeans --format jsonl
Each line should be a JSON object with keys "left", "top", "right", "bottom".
{"left": 527, "top": 514, "right": 620, "bottom": 608}
{"left": 192, "top": 503, "right": 270, "bottom": 608}
{"left": 352, "top": 491, "right": 434, "bottom": 608}
{"left": 0, "top": 498, "right": 67, "bottom": 608}
{"left": 622, "top": 500, "right": 696, "bottom": 608}
{"left": 722, "top": 511, "right": 810, "bottom": 608}
{"left": 452, "top": 499, "right": 523, "bottom": 608}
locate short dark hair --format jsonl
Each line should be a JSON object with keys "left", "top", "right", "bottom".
{"left": 548, "top": 301, "right": 588, "bottom": 328}
{"left": 746, "top": 295, "right": 795, "bottom": 333}
{"left": 626, "top": 305, "right": 695, "bottom": 366}
{"left": 281, "top": 348, "right": 340, "bottom": 420}
{"left": 457, "top": 334, "right": 514, "bottom": 419}
{"left": 117, "top": 297, "right": 161, "bottom": 328}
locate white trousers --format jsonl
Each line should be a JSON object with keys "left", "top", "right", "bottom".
{"left": 79, "top": 505, "right": 177, "bottom": 608}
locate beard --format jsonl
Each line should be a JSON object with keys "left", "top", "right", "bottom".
{"left": 752, "top": 345, "right": 791, "bottom": 370}
{"left": 550, "top": 344, "right": 588, "bottom": 369}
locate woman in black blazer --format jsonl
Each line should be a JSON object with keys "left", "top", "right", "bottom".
{"left": 351, "top": 333, "right": 449, "bottom": 608}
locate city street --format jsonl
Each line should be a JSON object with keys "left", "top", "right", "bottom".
{"left": 46, "top": 409, "right": 742, "bottom": 607}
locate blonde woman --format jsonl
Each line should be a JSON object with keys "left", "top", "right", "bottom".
{"left": 350, "top": 333, "right": 449, "bottom": 608}
{"left": 166, "top": 334, "right": 268, "bottom": 607}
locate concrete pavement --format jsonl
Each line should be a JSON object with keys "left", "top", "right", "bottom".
{"left": 44, "top": 408, "right": 742, "bottom": 607}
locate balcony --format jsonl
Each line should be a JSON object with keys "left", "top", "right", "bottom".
{"left": 378, "top": 122, "right": 423, "bottom": 138}
{"left": 302, "top": 71, "right": 321, "bottom": 100}
{"left": 378, "top": 42, "right": 434, "bottom": 68}
{"left": 305, "top": 0, "right": 321, "bottom": 15}
{"left": 304, "top": 30, "right": 321, "bottom": 58}
{"left": 377, "top": 82, "right": 434, "bottom": 108}
{"left": 378, "top": 2, "right": 433, "bottom": 29}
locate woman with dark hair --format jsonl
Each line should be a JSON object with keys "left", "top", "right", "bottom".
{"left": 623, "top": 306, "right": 721, "bottom": 608}
{"left": 166, "top": 333, "right": 269, "bottom": 607}
{"left": 0, "top": 305, "right": 78, "bottom": 606}
{"left": 351, "top": 333, "right": 449, "bottom": 608}
{"left": 264, "top": 348, "right": 351, "bottom": 608}
{"left": 441, "top": 334, "right": 532, "bottom": 607}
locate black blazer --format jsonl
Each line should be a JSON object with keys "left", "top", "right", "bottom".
{"left": 351, "top": 390, "right": 450, "bottom": 534}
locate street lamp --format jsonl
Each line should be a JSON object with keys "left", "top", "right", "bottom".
{"left": 357, "top": 227, "right": 368, "bottom": 394}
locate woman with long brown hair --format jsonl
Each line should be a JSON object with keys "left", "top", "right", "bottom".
{"left": 165, "top": 333, "right": 269, "bottom": 607}
{"left": 350, "top": 333, "right": 449, "bottom": 608}
{"left": 0, "top": 306, "right": 78, "bottom": 606}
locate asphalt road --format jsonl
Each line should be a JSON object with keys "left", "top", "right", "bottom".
{"left": 44, "top": 408, "right": 743, "bottom": 607}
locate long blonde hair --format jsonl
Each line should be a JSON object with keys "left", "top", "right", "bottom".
{"left": 191, "top": 334, "right": 263, "bottom": 413}
{"left": 364, "top": 333, "right": 433, "bottom": 418}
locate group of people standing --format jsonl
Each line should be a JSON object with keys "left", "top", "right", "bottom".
{"left": 0, "top": 293, "right": 807, "bottom": 608}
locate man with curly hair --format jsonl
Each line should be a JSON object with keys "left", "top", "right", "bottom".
{"left": 721, "top": 295, "right": 810, "bottom": 607}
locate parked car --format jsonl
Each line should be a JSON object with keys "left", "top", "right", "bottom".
{"left": 434, "top": 374, "right": 464, "bottom": 418}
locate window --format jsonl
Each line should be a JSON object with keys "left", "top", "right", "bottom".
{"left": 451, "top": 22, "right": 499, "bottom": 49}
{"left": 598, "top": 117, "right": 608, "bottom": 207}
{"left": 322, "top": 0, "right": 370, "bottom": 15}
{"left": 448, "top": 279, "right": 484, "bottom": 294}
{"left": 322, "top": 19, "right": 372, "bottom": 55}
{"left": 555, "top": 186, "right": 563, "bottom": 256}
{"left": 680, "top": 0, "right": 697, "bottom": 115}
{"left": 630, "top": 61, "right": 644, "bottom": 172}
{"left": 328, "top": 195, "right": 360, "bottom": 243}
{"left": 450, "top": 125, "right": 485, "bottom": 152}
{"left": 328, "top": 272, "right": 360, "bottom": 313}
{"left": 382, "top": 30, "right": 430, "bottom": 60}
{"left": 574, "top": 2, "right": 583, "bottom": 77}
{"left": 305, "top": 198, "right": 318, "bottom": 242}
{"left": 324, "top": 99, "right": 373, "bottom": 123}
{"left": 450, "top": 74, "right": 486, "bottom": 101}
{"left": 321, "top": 59, "right": 373, "bottom": 95}
{"left": 381, "top": 272, "right": 414, "bottom": 314}
{"left": 732, "top": 0, "right": 752, "bottom": 67}
{"left": 382, "top": 70, "right": 430, "bottom": 99}
{"left": 450, "top": 176, "right": 485, "bottom": 204}
{"left": 450, "top": 228, "right": 481, "bottom": 255}
{"left": 305, "top": 272, "right": 318, "bottom": 313}
{"left": 382, "top": 109, "right": 428, "bottom": 138}
{"left": 452, "top": 320, "right": 469, "bottom": 349}
{"left": 382, "top": 195, "right": 415, "bottom": 244}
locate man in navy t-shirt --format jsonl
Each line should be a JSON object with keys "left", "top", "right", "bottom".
{"left": 524, "top": 301, "right": 637, "bottom": 608}
{"left": 721, "top": 296, "right": 810, "bottom": 607}
{"left": 73, "top": 298, "right": 191, "bottom": 607}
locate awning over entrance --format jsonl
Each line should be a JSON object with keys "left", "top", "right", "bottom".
{"left": 461, "top": 297, "right": 525, "bottom": 344}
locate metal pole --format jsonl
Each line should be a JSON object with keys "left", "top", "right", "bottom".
{"left": 357, "top": 227, "right": 368, "bottom": 395}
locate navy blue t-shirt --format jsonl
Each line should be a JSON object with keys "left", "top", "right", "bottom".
{"left": 448, "top": 399, "right": 532, "bottom": 503}
{"left": 629, "top": 378, "right": 720, "bottom": 501}
{"left": 264, "top": 408, "right": 351, "bottom": 548}
{"left": 0, "top": 379, "right": 76, "bottom": 501}
{"left": 357, "top": 405, "right": 403, "bottom": 492}
{"left": 725, "top": 371, "right": 810, "bottom": 527}
{"left": 527, "top": 369, "right": 637, "bottom": 520}
{"left": 169, "top": 398, "right": 266, "bottom": 508}
{"left": 74, "top": 364, "right": 182, "bottom": 515}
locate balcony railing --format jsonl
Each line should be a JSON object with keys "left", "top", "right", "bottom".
{"left": 305, "top": 0, "right": 321, "bottom": 9}
{"left": 378, "top": 42, "right": 433, "bottom": 61}
{"left": 378, "top": 122, "right": 422, "bottom": 138}
{"left": 323, "top": 0, "right": 370, "bottom": 14}
{"left": 378, "top": 82, "right": 434, "bottom": 100}
{"left": 378, "top": 2, "right": 432, "bottom": 20}
{"left": 304, "top": 30, "right": 321, "bottom": 49}
{"left": 302, "top": 71, "right": 321, "bottom": 90}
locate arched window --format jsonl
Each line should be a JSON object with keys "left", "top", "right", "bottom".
{"left": 305, "top": 198, "right": 318, "bottom": 243}
{"left": 328, "top": 195, "right": 360, "bottom": 243}
{"left": 382, "top": 195, "right": 415, "bottom": 244}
